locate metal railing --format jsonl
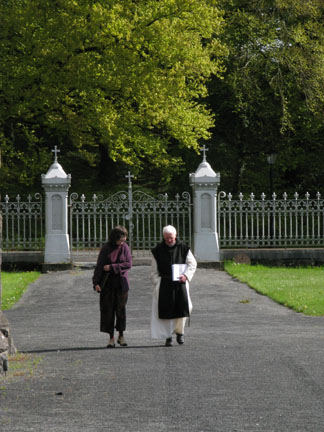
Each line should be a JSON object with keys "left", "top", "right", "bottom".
{"left": 3, "top": 189, "right": 324, "bottom": 253}
{"left": 69, "top": 187, "right": 192, "bottom": 256}
{"left": 0, "top": 194, "right": 44, "bottom": 250}
{"left": 218, "top": 192, "right": 324, "bottom": 248}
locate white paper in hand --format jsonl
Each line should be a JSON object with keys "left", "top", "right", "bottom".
{"left": 172, "top": 264, "right": 187, "bottom": 281}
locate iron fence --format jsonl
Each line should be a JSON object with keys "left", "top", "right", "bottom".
{"left": 3, "top": 189, "right": 324, "bottom": 253}
{"left": 218, "top": 191, "right": 324, "bottom": 248}
{"left": 69, "top": 188, "right": 192, "bottom": 256}
{"left": 0, "top": 194, "right": 44, "bottom": 250}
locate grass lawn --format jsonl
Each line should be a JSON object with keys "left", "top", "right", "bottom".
{"left": 1, "top": 271, "right": 41, "bottom": 310}
{"left": 224, "top": 261, "right": 324, "bottom": 316}
{"left": 0, "top": 271, "right": 42, "bottom": 381}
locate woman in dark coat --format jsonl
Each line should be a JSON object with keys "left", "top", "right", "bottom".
{"left": 93, "top": 226, "right": 132, "bottom": 348}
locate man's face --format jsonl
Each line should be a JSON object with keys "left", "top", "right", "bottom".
{"left": 163, "top": 232, "right": 176, "bottom": 247}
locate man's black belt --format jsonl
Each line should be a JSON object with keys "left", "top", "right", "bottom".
{"left": 159, "top": 274, "right": 172, "bottom": 280}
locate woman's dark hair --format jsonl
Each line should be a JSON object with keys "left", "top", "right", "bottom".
{"left": 115, "top": 225, "right": 128, "bottom": 236}
{"left": 108, "top": 226, "right": 127, "bottom": 245}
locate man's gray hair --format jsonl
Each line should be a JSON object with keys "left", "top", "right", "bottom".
{"left": 163, "top": 225, "right": 177, "bottom": 235}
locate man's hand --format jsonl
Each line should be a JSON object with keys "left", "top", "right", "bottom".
{"left": 179, "top": 274, "right": 187, "bottom": 283}
{"left": 95, "top": 284, "right": 101, "bottom": 293}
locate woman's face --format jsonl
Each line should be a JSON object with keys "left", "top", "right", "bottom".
{"left": 116, "top": 236, "right": 127, "bottom": 246}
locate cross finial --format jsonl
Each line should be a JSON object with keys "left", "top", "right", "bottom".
{"left": 125, "top": 171, "right": 134, "bottom": 187}
{"left": 52, "top": 146, "right": 60, "bottom": 163}
{"left": 200, "top": 145, "right": 208, "bottom": 162}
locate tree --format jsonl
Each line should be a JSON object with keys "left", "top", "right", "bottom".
{"left": 207, "top": 0, "right": 324, "bottom": 195}
{"left": 0, "top": 0, "right": 226, "bottom": 192}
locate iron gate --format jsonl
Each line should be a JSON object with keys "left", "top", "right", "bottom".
{"left": 69, "top": 177, "right": 192, "bottom": 258}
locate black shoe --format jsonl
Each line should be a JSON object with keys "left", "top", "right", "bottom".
{"left": 165, "top": 337, "right": 173, "bottom": 347}
{"left": 176, "top": 333, "right": 184, "bottom": 345}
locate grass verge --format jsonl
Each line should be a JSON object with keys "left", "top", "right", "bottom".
{"left": 1, "top": 271, "right": 41, "bottom": 310}
{"left": 224, "top": 261, "right": 324, "bottom": 316}
{"left": 0, "top": 353, "right": 43, "bottom": 384}
{"left": 8, "top": 353, "right": 42, "bottom": 377}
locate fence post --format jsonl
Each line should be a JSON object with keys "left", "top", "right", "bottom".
{"left": 125, "top": 171, "right": 134, "bottom": 251}
{"left": 41, "top": 147, "right": 71, "bottom": 267}
{"left": 189, "top": 146, "right": 221, "bottom": 262}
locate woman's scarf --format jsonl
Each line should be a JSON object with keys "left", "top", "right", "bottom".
{"left": 108, "top": 244, "right": 122, "bottom": 263}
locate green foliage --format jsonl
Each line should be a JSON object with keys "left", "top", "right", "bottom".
{"left": 1, "top": 271, "right": 40, "bottom": 310}
{"left": 2, "top": 0, "right": 324, "bottom": 195}
{"left": 225, "top": 261, "right": 324, "bottom": 316}
{"left": 0, "top": 0, "right": 226, "bottom": 191}
{"left": 208, "top": 0, "right": 324, "bottom": 194}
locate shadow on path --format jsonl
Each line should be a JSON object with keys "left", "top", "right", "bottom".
{"left": 22, "top": 344, "right": 166, "bottom": 354}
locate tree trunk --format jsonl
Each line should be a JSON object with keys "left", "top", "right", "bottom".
{"left": 98, "top": 143, "right": 118, "bottom": 185}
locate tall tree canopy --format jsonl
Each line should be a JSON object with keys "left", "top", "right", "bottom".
{"left": 0, "top": 0, "right": 226, "bottom": 191}
{"left": 208, "top": 0, "right": 324, "bottom": 195}
{"left": 2, "top": 0, "right": 324, "bottom": 196}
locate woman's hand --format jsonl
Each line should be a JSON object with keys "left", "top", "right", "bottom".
{"left": 103, "top": 264, "right": 111, "bottom": 272}
{"left": 95, "top": 285, "right": 101, "bottom": 293}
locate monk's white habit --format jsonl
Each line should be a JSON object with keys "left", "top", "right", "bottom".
{"left": 150, "top": 249, "right": 197, "bottom": 339}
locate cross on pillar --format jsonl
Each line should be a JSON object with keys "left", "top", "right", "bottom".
{"left": 125, "top": 171, "right": 134, "bottom": 187}
{"left": 52, "top": 146, "right": 60, "bottom": 163}
{"left": 200, "top": 145, "right": 208, "bottom": 162}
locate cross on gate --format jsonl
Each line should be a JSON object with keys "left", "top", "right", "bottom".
{"left": 200, "top": 144, "right": 208, "bottom": 162}
{"left": 52, "top": 146, "right": 60, "bottom": 162}
{"left": 125, "top": 171, "right": 134, "bottom": 187}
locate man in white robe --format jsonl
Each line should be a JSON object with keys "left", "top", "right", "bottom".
{"left": 150, "top": 225, "right": 197, "bottom": 346}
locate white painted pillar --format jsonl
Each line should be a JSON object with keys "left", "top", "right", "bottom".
{"left": 41, "top": 148, "right": 71, "bottom": 264}
{"left": 189, "top": 149, "right": 220, "bottom": 262}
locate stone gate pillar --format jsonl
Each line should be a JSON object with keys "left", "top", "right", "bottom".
{"left": 189, "top": 147, "right": 220, "bottom": 262}
{"left": 41, "top": 147, "right": 71, "bottom": 266}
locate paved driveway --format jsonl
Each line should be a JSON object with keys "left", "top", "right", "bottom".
{"left": 1, "top": 266, "right": 324, "bottom": 431}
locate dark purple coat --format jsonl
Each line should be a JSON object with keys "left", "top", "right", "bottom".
{"left": 92, "top": 242, "right": 132, "bottom": 292}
